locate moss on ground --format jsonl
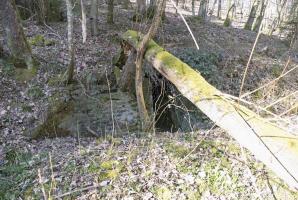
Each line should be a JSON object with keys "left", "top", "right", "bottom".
{"left": 0, "top": 149, "right": 36, "bottom": 199}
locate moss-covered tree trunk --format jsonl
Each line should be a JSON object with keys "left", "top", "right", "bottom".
{"left": 0, "top": 0, "right": 35, "bottom": 69}
{"left": 244, "top": 0, "right": 261, "bottom": 30}
{"left": 121, "top": 30, "right": 298, "bottom": 190}
{"left": 35, "top": 0, "right": 46, "bottom": 25}
{"left": 135, "top": 0, "right": 166, "bottom": 130}
{"left": 223, "top": 3, "right": 235, "bottom": 27}
{"left": 252, "top": 0, "right": 267, "bottom": 31}
{"left": 107, "top": 0, "right": 114, "bottom": 24}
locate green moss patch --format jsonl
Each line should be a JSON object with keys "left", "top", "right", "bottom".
{"left": 164, "top": 142, "right": 191, "bottom": 158}
{"left": 0, "top": 150, "right": 35, "bottom": 199}
{"left": 29, "top": 35, "right": 55, "bottom": 47}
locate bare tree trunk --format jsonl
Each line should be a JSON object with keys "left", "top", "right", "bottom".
{"left": 80, "top": 0, "right": 87, "bottom": 43}
{"left": 198, "top": 0, "right": 208, "bottom": 21}
{"left": 135, "top": 0, "right": 166, "bottom": 130}
{"left": 252, "top": 0, "right": 267, "bottom": 31}
{"left": 90, "top": 0, "right": 98, "bottom": 36}
{"left": 268, "top": 0, "right": 286, "bottom": 36}
{"left": 182, "top": 0, "right": 187, "bottom": 9}
{"left": 107, "top": 0, "right": 114, "bottom": 24}
{"left": 137, "top": 0, "right": 146, "bottom": 14}
{"left": 217, "top": 0, "right": 222, "bottom": 19}
{"left": 244, "top": 0, "right": 261, "bottom": 30}
{"left": 0, "top": 43, "right": 4, "bottom": 58}
{"left": 65, "top": 0, "right": 75, "bottom": 83}
{"left": 0, "top": 0, "right": 35, "bottom": 69}
{"left": 224, "top": 3, "right": 236, "bottom": 27}
{"left": 123, "top": 0, "right": 130, "bottom": 9}
{"left": 210, "top": 0, "right": 217, "bottom": 16}
{"left": 36, "top": 0, "right": 46, "bottom": 24}
{"left": 289, "top": 1, "right": 298, "bottom": 51}
{"left": 192, "top": 0, "right": 195, "bottom": 16}
{"left": 175, "top": 0, "right": 179, "bottom": 14}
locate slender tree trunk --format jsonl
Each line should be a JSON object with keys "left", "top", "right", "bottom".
{"left": 65, "top": 0, "right": 75, "bottom": 83}
{"left": 289, "top": 1, "right": 298, "bottom": 50}
{"left": 0, "top": 0, "right": 35, "bottom": 69}
{"left": 123, "top": 0, "right": 130, "bottom": 9}
{"left": 192, "top": 0, "right": 195, "bottom": 16}
{"left": 252, "top": 0, "right": 267, "bottom": 31}
{"left": 135, "top": 0, "right": 166, "bottom": 130}
{"left": 122, "top": 31, "right": 298, "bottom": 190}
{"left": 182, "top": 0, "right": 187, "bottom": 9}
{"left": 36, "top": 0, "right": 46, "bottom": 25}
{"left": 90, "top": 0, "right": 98, "bottom": 36}
{"left": 0, "top": 43, "right": 4, "bottom": 58}
{"left": 217, "top": 0, "right": 222, "bottom": 19}
{"left": 107, "top": 0, "right": 114, "bottom": 24}
{"left": 137, "top": 0, "right": 146, "bottom": 14}
{"left": 210, "top": 0, "right": 217, "bottom": 16}
{"left": 80, "top": 0, "right": 87, "bottom": 43}
{"left": 224, "top": 3, "right": 236, "bottom": 27}
{"left": 244, "top": 0, "right": 260, "bottom": 30}
{"left": 269, "top": 0, "right": 286, "bottom": 36}
{"left": 175, "top": 0, "right": 179, "bottom": 14}
{"left": 198, "top": 0, "right": 208, "bottom": 21}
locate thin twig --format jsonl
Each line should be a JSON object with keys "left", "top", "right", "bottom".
{"left": 239, "top": 28, "right": 262, "bottom": 99}
{"left": 181, "top": 123, "right": 217, "bottom": 163}
{"left": 38, "top": 169, "right": 48, "bottom": 200}
{"left": 54, "top": 184, "right": 100, "bottom": 199}
{"left": 264, "top": 91, "right": 298, "bottom": 109}
{"left": 279, "top": 103, "right": 298, "bottom": 117}
{"left": 241, "top": 65, "right": 297, "bottom": 98}
{"left": 240, "top": 147, "right": 264, "bottom": 200}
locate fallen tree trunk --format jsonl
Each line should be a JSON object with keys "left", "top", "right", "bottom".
{"left": 121, "top": 30, "right": 298, "bottom": 190}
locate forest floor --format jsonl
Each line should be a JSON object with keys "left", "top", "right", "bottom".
{"left": 1, "top": 3, "right": 298, "bottom": 200}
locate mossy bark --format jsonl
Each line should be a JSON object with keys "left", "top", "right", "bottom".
{"left": 244, "top": 0, "right": 261, "bottom": 30}
{"left": 119, "top": 50, "right": 137, "bottom": 94}
{"left": 0, "top": 0, "right": 36, "bottom": 69}
{"left": 107, "top": 0, "right": 114, "bottom": 24}
{"left": 26, "top": 100, "right": 75, "bottom": 139}
{"left": 121, "top": 30, "right": 298, "bottom": 190}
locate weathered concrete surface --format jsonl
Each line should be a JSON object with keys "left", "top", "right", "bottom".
{"left": 26, "top": 82, "right": 139, "bottom": 139}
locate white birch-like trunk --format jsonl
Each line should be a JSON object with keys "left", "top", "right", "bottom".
{"left": 65, "top": 0, "right": 75, "bottom": 83}
{"left": 80, "top": 0, "right": 87, "bottom": 43}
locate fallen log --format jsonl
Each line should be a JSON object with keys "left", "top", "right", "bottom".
{"left": 121, "top": 30, "right": 298, "bottom": 190}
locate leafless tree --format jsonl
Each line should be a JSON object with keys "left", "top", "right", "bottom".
{"left": 65, "top": 0, "right": 75, "bottom": 83}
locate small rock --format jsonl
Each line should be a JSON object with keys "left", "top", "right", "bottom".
{"left": 143, "top": 192, "right": 153, "bottom": 200}
{"left": 0, "top": 109, "right": 6, "bottom": 116}
{"left": 99, "top": 180, "right": 109, "bottom": 187}
{"left": 184, "top": 174, "right": 195, "bottom": 184}
{"left": 177, "top": 179, "right": 184, "bottom": 184}
{"left": 198, "top": 171, "right": 206, "bottom": 178}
